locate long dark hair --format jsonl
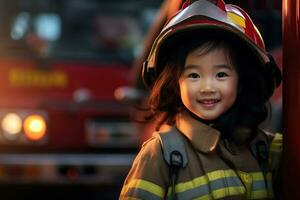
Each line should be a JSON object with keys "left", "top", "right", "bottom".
{"left": 146, "top": 33, "right": 271, "bottom": 142}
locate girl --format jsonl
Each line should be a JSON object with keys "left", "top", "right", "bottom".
{"left": 120, "top": 0, "right": 282, "bottom": 199}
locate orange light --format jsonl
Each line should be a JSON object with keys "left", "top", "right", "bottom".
{"left": 23, "top": 115, "right": 46, "bottom": 141}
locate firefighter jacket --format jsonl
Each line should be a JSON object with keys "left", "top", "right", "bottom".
{"left": 120, "top": 113, "right": 282, "bottom": 200}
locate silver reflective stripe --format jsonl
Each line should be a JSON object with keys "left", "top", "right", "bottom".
{"left": 267, "top": 178, "right": 273, "bottom": 191}
{"left": 168, "top": 171, "right": 245, "bottom": 200}
{"left": 161, "top": 0, "right": 242, "bottom": 33}
{"left": 210, "top": 176, "right": 243, "bottom": 190}
{"left": 252, "top": 180, "right": 266, "bottom": 191}
{"left": 175, "top": 184, "right": 210, "bottom": 200}
{"left": 245, "top": 172, "right": 273, "bottom": 199}
{"left": 147, "top": 0, "right": 248, "bottom": 70}
{"left": 125, "top": 188, "right": 163, "bottom": 200}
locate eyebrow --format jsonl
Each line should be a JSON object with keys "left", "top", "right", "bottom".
{"left": 184, "top": 64, "right": 234, "bottom": 70}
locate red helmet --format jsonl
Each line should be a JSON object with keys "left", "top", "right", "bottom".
{"left": 143, "top": 0, "right": 281, "bottom": 98}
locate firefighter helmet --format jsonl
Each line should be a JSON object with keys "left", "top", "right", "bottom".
{"left": 142, "top": 0, "right": 281, "bottom": 100}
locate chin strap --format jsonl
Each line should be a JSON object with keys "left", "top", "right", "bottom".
{"left": 267, "top": 54, "right": 282, "bottom": 88}
{"left": 184, "top": 107, "right": 215, "bottom": 126}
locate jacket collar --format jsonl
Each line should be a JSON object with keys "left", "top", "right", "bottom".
{"left": 176, "top": 111, "right": 221, "bottom": 153}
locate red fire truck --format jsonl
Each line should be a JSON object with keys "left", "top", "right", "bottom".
{"left": 0, "top": 0, "right": 161, "bottom": 197}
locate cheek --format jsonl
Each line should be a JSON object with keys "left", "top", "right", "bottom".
{"left": 179, "top": 81, "right": 191, "bottom": 103}
{"left": 223, "top": 80, "right": 238, "bottom": 102}
{"left": 179, "top": 82, "right": 187, "bottom": 100}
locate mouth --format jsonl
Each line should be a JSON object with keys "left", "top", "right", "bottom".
{"left": 198, "top": 99, "right": 220, "bottom": 108}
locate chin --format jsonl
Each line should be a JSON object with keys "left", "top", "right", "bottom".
{"left": 201, "top": 116, "right": 217, "bottom": 121}
{"left": 195, "top": 113, "right": 218, "bottom": 121}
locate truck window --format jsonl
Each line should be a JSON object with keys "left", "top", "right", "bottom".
{"left": 2, "top": 0, "right": 161, "bottom": 63}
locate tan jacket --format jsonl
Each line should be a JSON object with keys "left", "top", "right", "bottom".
{"left": 120, "top": 113, "right": 281, "bottom": 200}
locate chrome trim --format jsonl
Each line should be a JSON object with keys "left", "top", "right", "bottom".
{"left": 0, "top": 153, "right": 135, "bottom": 166}
{"left": 161, "top": 0, "right": 238, "bottom": 33}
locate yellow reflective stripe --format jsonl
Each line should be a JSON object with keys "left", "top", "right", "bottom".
{"left": 266, "top": 172, "right": 272, "bottom": 181}
{"left": 174, "top": 174, "right": 208, "bottom": 193}
{"left": 238, "top": 171, "right": 273, "bottom": 199}
{"left": 208, "top": 170, "right": 246, "bottom": 198}
{"left": 269, "top": 133, "right": 282, "bottom": 170}
{"left": 212, "top": 186, "right": 246, "bottom": 199}
{"left": 227, "top": 12, "right": 246, "bottom": 28}
{"left": 166, "top": 169, "right": 245, "bottom": 199}
{"left": 251, "top": 172, "right": 272, "bottom": 182}
{"left": 237, "top": 170, "right": 252, "bottom": 198}
{"left": 173, "top": 169, "right": 238, "bottom": 193}
{"left": 121, "top": 179, "right": 164, "bottom": 198}
{"left": 251, "top": 172, "right": 264, "bottom": 181}
{"left": 251, "top": 190, "right": 268, "bottom": 199}
{"left": 265, "top": 173, "right": 274, "bottom": 198}
{"left": 274, "top": 132, "right": 282, "bottom": 140}
{"left": 270, "top": 144, "right": 281, "bottom": 152}
{"left": 270, "top": 133, "right": 282, "bottom": 153}
{"left": 207, "top": 169, "right": 238, "bottom": 181}
{"left": 125, "top": 198, "right": 141, "bottom": 200}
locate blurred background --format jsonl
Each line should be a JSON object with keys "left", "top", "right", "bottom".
{"left": 0, "top": 0, "right": 281, "bottom": 199}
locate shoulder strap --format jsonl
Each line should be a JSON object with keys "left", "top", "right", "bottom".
{"left": 250, "top": 129, "right": 283, "bottom": 197}
{"left": 255, "top": 129, "right": 282, "bottom": 171}
{"left": 155, "top": 128, "right": 188, "bottom": 168}
{"left": 268, "top": 132, "right": 282, "bottom": 175}
{"left": 249, "top": 130, "right": 270, "bottom": 174}
{"left": 269, "top": 132, "right": 283, "bottom": 199}
{"left": 258, "top": 130, "right": 283, "bottom": 198}
{"left": 154, "top": 127, "right": 188, "bottom": 200}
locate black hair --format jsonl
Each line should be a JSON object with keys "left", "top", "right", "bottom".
{"left": 147, "top": 31, "right": 272, "bottom": 143}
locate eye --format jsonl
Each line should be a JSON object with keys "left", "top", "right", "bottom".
{"left": 216, "top": 72, "right": 229, "bottom": 78}
{"left": 188, "top": 73, "right": 199, "bottom": 79}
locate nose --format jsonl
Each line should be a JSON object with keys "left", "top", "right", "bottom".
{"left": 199, "top": 78, "right": 216, "bottom": 93}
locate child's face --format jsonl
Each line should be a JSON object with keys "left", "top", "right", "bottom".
{"left": 178, "top": 46, "right": 238, "bottom": 121}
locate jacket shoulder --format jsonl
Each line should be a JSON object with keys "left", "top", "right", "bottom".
{"left": 258, "top": 129, "right": 282, "bottom": 150}
{"left": 137, "top": 133, "right": 166, "bottom": 164}
{"left": 120, "top": 134, "right": 169, "bottom": 199}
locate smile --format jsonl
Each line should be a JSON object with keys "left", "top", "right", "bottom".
{"left": 198, "top": 99, "right": 220, "bottom": 108}
{"left": 198, "top": 99, "right": 220, "bottom": 104}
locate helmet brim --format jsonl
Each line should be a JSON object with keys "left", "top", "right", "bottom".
{"left": 149, "top": 24, "right": 268, "bottom": 82}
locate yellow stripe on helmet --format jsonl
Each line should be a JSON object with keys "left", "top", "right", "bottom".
{"left": 227, "top": 12, "right": 246, "bottom": 28}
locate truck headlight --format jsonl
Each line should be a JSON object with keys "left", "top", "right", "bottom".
{"left": 23, "top": 114, "right": 47, "bottom": 141}
{"left": 1, "top": 113, "right": 23, "bottom": 139}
